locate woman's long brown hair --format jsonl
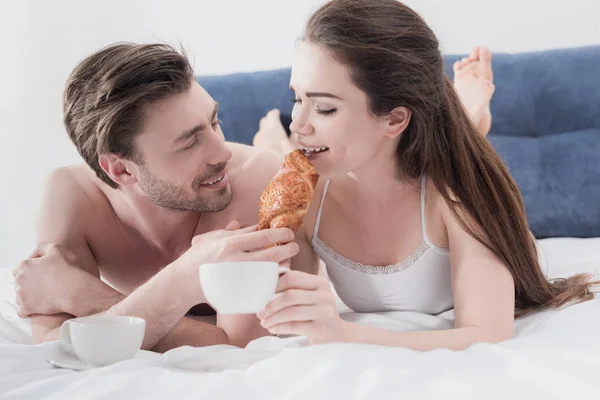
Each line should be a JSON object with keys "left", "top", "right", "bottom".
{"left": 305, "top": 0, "right": 597, "bottom": 316}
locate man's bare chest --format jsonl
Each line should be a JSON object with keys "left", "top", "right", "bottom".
{"left": 86, "top": 186, "right": 260, "bottom": 294}
{"left": 92, "top": 235, "right": 178, "bottom": 295}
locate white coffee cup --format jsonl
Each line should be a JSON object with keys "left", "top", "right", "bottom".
{"left": 199, "top": 261, "right": 289, "bottom": 314}
{"left": 60, "top": 316, "right": 145, "bottom": 366}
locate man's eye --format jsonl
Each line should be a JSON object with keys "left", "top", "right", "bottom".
{"left": 182, "top": 139, "right": 197, "bottom": 150}
{"left": 291, "top": 98, "right": 302, "bottom": 105}
{"left": 212, "top": 119, "right": 222, "bottom": 127}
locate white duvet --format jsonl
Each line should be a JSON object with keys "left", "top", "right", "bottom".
{"left": 1, "top": 238, "right": 599, "bottom": 399}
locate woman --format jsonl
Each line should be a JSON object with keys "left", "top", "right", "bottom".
{"left": 254, "top": 0, "right": 597, "bottom": 351}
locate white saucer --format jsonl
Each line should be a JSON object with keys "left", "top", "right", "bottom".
{"left": 47, "top": 343, "right": 90, "bottom": 371}
{"left": 47, "top": 342, "right": 158, "bottom": 371}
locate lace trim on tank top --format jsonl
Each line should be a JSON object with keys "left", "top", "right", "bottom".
{"left": 313, "top": 236, "right": 431, "bottom": 275}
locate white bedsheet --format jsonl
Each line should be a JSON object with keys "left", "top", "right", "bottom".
{"left": 0, "top": 274, "right": 30, "bottom": 346}
{"left": 0, "top": 237, "right": 599, "bottom": 399}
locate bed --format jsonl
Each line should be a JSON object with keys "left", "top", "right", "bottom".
{"left": 1, "top": 237, "right": 599, "bottom": 399}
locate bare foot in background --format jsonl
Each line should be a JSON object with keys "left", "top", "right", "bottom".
{"left": 453, "top": 47, "right": 495, "bottom": 136}
{"left": 253, "top": 109, "right": 297, "bottom": 155}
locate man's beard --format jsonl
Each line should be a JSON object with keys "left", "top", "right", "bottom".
{"left": 137, "top": 163, "right": 233, "bottom": 213}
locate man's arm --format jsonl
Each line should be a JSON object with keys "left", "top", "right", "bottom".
{"left": 28, "top": 168, "right": 103, "bottom": 343}
{"left": 24, "top": 168, "right": 228, "bottom": 350}
{"left": 152, "top": 317, "right": 229, "bottom": 353}
{"left": 36, "top": 224, "right": 298, "bottom": 350}
{"left": 27, "top": 266, "right": 226, "bottom": 352}
{"left": 36, "top": 261, "right": 214, "bottom": 350}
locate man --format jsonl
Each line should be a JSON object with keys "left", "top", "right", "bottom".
{"left": 12, "top": 43, "right": 298, "bottom": 352}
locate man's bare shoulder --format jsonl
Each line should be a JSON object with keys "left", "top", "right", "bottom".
{"left": 45, "top": 164, "right": 98, "bottom": 194}
{"left": 40, "top": 164, "right": 111, "bottom": 217}
{"left": 226, "top": 142, "right": 282, "bottom": 189}
{"left": 223, "top": 143, "right": 283, "bottom": 226}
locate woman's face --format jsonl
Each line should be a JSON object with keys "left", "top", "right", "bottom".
{"left": 289, "top": 41, "right": 398, "bottom": 179}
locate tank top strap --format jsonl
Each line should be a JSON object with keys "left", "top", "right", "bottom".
{"left": 312, "top": 179, "right": 331, "bottom": 239}
{"left": 420, "top": 174, "right": 428, "bottom": 243}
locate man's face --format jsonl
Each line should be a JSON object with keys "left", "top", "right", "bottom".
{"left": 132, "top": 81, "right": 233, "bottom": 213}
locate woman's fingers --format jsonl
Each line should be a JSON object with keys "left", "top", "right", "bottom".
{"left": 260, "top": 305, "right": 319, "bottom": 330}
{"left": 258, "top": 289, "right": 316, "bottom": 319}
{"left": 276, "top": 270, "right": 326, "bottom": 292}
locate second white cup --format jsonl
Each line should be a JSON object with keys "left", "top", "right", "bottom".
{"left": 61, "top": 316, "right": 145, "bottom": 366}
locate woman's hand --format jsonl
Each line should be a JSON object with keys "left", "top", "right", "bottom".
{"left": 257, "top": 270, "right": 346, "bottom": 344}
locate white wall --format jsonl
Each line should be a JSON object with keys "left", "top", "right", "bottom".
{"left": 1, "top": 0, "right": 599, "bottom": 269}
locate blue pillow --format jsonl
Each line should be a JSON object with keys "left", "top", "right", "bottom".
{"left": 198, "top": 46, "right": 600, "bottom": 238}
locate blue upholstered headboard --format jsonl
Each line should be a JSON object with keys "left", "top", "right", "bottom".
{"left": 199, "top": 46, "right": 600, "bottom": 238}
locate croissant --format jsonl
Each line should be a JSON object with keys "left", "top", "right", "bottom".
{"left": 258, "top": 149, "right": 319, "bottom": 236}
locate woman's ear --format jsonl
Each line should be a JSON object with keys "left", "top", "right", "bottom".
{"left": 384, "top": 106, "right": 412, "bottom": 139}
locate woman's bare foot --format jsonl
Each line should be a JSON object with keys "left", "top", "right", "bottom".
{"left": 453, "top": 47, "right": 495, "bottom": 136}
{"left": 253, "top": 109, "right": 293, "bottom": 155}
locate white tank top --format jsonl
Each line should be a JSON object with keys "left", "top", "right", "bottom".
{"left": 311, "top": 176, "right": 454, "bottom": 315}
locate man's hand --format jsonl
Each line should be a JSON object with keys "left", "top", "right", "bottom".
{"left": 13, "top": 242, "right": 95, "bottom": 318}
{"left": 174, "top": 222, "right": 300, "bottom": 306}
